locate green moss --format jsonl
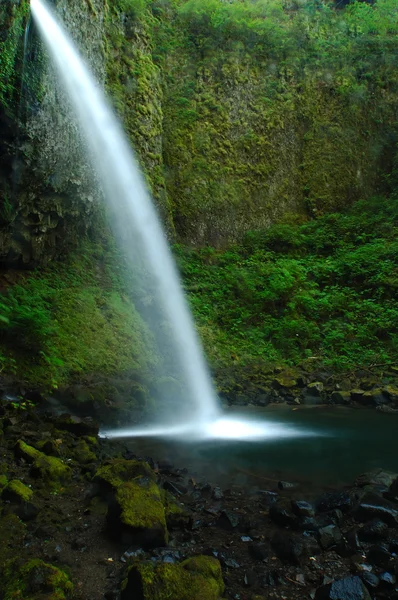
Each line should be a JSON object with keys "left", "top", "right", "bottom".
{"left": 94, "top": 459, "right": 155, "bottom": 488}
{"left": 2, "top": 559, "right": 73, "bottom": 600}
{"left": 0, "top": 1, "right": 30, "bottom": 111}
{"left": 15, "top": 440, "right": 71, "bottom": 484}
{"left": 0, "top": 475, "right": 8, "bottom": 489}
{"left": 116, "top": 480, "right": 167, "bottom": 532}
{"left": 2, "top": 480, "right": 33, "bottom": 503}
{"left": 0, "top": 241, "right": 158, "bottom": 390}
{"left": 121, "top": 556, "right": 224, "bottom": 600}
{"left": 95, "top": 459, "right": 167, "bottom": 545}
{"left": 72, "top": 440, "right": 97, "bottom": 465}
{"left": 163, "top": 490, "right": 191, "bottom": 529}
{"left": 0, "top": 514, "right": 26, "bottom": 568}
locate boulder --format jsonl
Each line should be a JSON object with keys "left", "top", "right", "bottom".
{"left": 14, "top": 440, "right": 71, "bottom": 484}
{"left": 331, "top": 391, "right": 351, "bottom": 405}
{"left": 358, "top": 519, "right": 388, "bottom": 542}
{"left": 316, "top": 491, "right": 354, "bottom": 513}
{"left": 55, "top": 414, "right": 99, "bottom": 436}
{"left": 318, "top": 525, "right": 342, "bottom": 550}
{"left": 315, "top": 576, "right": 371, "bottom": 600}
{"left": 355, "top": 492, "right": 398, "bottom": 527}
{"left": 94, "top": 459, "right": 168, "bottom": 548}
{"left": 1, "top": 559, "right": 73, "bottom": 599}
{"left": 120, "top": 556, "right": 224, "bottom": 600}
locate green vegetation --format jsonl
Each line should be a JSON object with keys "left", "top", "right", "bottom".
{"left": 0, "top": 1, "right": 29, "bottom": 110}
{"left": 0, "top": 240, "right": 157, "bottom": 389}
{"left": 175, "top": 196, "right": 398, "bottom": 371}
{"left": 121, "top": 556, "right": 224, "bottom": 600}
{"left": 2, "top": 559, "right": 73, "bottom": 600}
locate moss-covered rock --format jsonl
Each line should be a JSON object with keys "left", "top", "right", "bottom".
{"left": 121, "top": 555, "right": 224, "bottom": 600}
{"left": 73, "top": 439, "right": 97, "bottom": 465}
{"left": 15, "top": 440, "right": 71, "bottom": 484}
{"left": 1, "top": 559, "right": 73, "bottom": 600}
{"left": 0, "top": 474, "right": 8, "bottom": 489}
{"left": 94, "top": 459, "right": 168, "bottom": 548}
{"left": 163, "top": 490, "right": 191, "bottom": 530}
{"left": 2, "top": 479, "right": 33, "bottom": 503}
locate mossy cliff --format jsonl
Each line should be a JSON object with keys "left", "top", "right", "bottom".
{"left": 2, "top": 0, "right": 398, "bottom": 263}
{"left": 0, "top": 0, "right": 106, "bottom": 267}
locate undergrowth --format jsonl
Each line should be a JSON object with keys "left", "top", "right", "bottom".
{"left": 174, "top": 196, "right": 398, "bottom": 371}
{"left": 0, "top": 240, "right": 157, "bottom": 389}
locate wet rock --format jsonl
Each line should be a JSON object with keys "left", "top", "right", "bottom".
{"left": 271, "top": 531, "right": 303, "bottom": 564}
{"left": 278, "top": 480, "right": 297, "bottom": 490}
{"left": 358, "top": 519, "right": 388, "bottom": 541}
{"left": 355, "top": 492, "right": 398, "bottom": 526}
{"left": 120, "top": 556, "right": 224, "bottom": 600}
{"left": 360, "top": 572, "right": 379, "bottom": 589}
{"left": 55, "top": 414, "right": 99, "bottom": 436}
{"left": 292, "top": 500, "right": 315, "bottom": 517}
{"left": 315, "top": 576, "right": 371, "bottom": 600}
{"left": 351, "top": 390, "right": 366, "bottom": 402}
{"left": 163, "top": 481, "right": 187, "bottom": 496}
{"left": 356, "top": 390, "right": 387, "bottom": 407}
{"left": 366, "top": 543, "right": 392, "bottom": 567}
{"left": 356, "top": 469, "right": 397, "bottom": 489}
{"left": 212, "top": 487, "right": 224, "bottom": 501}
{"left": 331, "top": 391, "right": 351, "bottom": 405}
{"left": 94, "top": 459, "right": 168, "bottom": 549}
{"left": 307, "top": 382, "right": 324, "bottom": 395}
{"left": 318, "top": 525, "right": 343, "bottom": 550}
{"left": 248, "top": 543, "right": 269, "bottom": 561}
{"left": 217, "top": 510, "right": 240, "bottom": 531}
{"left": 383, "top": 385, "right": 398, "bottom": 403}
{"left": 337, "top": 529, "right": 361, "bottom": 558}
{"left": 379, "top": 571, "right": 396, "bottom": 586}
{"left": 270, "top": 498, "right": 298, "bottom": 528}
{"left": 316, "top": 491, "right": 354, "bottom": 513}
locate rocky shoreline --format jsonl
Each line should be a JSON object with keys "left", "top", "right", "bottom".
{"left": 0, "top": 394, "right": 397, "bottom": 599}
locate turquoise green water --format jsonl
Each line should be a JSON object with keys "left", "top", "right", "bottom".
{"left": 126, "top": 407, "right": 398, "bottom": 490}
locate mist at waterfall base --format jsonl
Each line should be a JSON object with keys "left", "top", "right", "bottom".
{"left": 30, "top": 0, "right": 317, "bottom": 444}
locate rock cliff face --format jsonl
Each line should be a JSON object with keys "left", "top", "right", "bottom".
{"left": 0, "top": 0, "right": 105, "bottom": 267}
{"left": 0, "top": 0, "right": 397, "bottom": 264}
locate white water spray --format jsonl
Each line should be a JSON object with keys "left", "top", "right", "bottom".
{"left": 31, "top": 0, "right": 219, "bottom": 425}
{"left": 31, "top": 0, "right": 316, "bottom": 443}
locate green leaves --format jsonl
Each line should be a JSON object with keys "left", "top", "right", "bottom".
{"left": 175, "top": 195, "right": 398, "bottom": 370}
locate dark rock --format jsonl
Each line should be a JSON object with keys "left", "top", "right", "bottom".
{"left": 390, "top": 539, "right": 398, "bottom": 553}
{"left": 212, "top": 487, "right": 224, "bottom": 501}
{"left": 356, "top": 390, "right": 387, "bottom": 407}
{"left": 262, "top": 570, "right": 284, "bottom": 586}
{"left": 367, "top": 543, "right": 392, "bottom": 568}
{"left": 248, "top": 543, "right": 269, "bottom": 561}
{"left": 356, "top": 492, "right": 398, "bottom": 527}
{"left": 278, "top": 480, "right": 297, "bottom": 490}
{"left": 163, "top": 481, "right": 187, "bottom": 496}
{"left": 55, "top": 414, "right": 99, "bottom": 436}
{"left": 358, "top": 519, "right": 389, "bottom": 541}
{"left": 331, "top": 391, "right": 351, "bottom": 405}
{"left": 318, "top": 524, "right": 342, "bottom": 550}
{"left": 337, "top": 529, "right": 361, "bottom": 557}
{"left": 271, "top": 532, "right": 303, "bottom": 564}
{"left": 360, "top": 572, "right": 379, "bottom": 590}
{"left": 243, "top": 569, "right": 258, "bottom": 587}
{"left": 291, "top": 499, "right": 316, "bottom": 518}
{"left": 317, "top": 491, "right": 354, "bottom": 513}
{"left": 217, "top": 510, "right": 240, "bottom": 531}
{"left": 315, "top": 576, "right": 371, "bottom": 600}
{"left": 356, "top": 469, "right": 397, "bottom": 489}
{"left": 307, "top": 382, "right": 324, "bottom": 396}
{"left": 379, "top": 571, "right": 396, "bottom": 586}
{"left": 351, "top": 390, "right": 366, "bottom": 402}
{"left": 258, "top": 490, "right": 278, "bottom": 507}
{"left": 269, "top": 499, "right": 298, "bottom": 528}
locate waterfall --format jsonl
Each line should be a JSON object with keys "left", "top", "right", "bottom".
{"left": 30, "top": 0, "right": 220, "bottom": 427}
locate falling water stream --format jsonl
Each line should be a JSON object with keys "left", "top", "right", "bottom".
{"left": 30, "top": 0, "right": 314, "bottom": 442}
